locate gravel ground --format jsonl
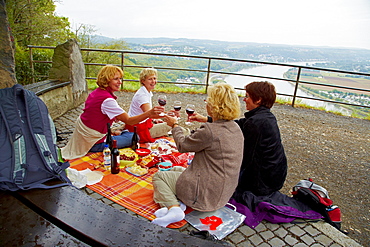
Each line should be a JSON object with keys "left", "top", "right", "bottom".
{"left": 59, "top": 90, "right": 369, "bottom": 246}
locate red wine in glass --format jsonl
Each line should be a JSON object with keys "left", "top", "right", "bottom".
{"left": 157, "top": 95, "right": 167, "bottom": 106}
{"left": 174, "top": 101, "right": 182, "bottom": 111}
{"left": 185, "top": 104, "right": 195, "bottom": 125}
{"left": 186, "top": 108, "right": 195, "bottom": 115}
{"left": 158, "top": 99, "right": 167, "bottom": 106}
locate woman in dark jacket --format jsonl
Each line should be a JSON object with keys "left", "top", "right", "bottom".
{"left": 190, "top": 81, "right": 287, "bottom": 197}
{"left": 234, "top": 81, "right": 287, "bottom": 197}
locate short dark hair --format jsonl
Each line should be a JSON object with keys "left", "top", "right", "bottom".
{"left": 245, "top": 81, "right": 276, "bottom": 109}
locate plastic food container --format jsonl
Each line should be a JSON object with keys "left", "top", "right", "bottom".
{"left": 135, "top": 148, "right": 151, "bottom": 156}
{"left": 158, "top": 162, "right": 173, "bottom": 171}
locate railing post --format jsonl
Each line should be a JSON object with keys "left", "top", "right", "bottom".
{"left": 29, "top": 46, "right": 35, "bottom": 84}
{"left": 121, "top": 51, "right": 124, "bottom": 90}
{"left": 292, "top": 67, "right": 302, "bottom": 107}
{"left": 205, "top": 58, "right": 211, "bottom": 93}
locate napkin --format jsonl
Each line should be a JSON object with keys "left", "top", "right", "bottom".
{"left": 66, "top": 168, "right": 103, "bottom": 188}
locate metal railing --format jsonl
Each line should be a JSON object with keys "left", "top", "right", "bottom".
{"left": 28, "top": 45, "right": 370, "bottom": 110}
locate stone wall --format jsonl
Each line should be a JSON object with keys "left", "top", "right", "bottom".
{"left": 37, "top": 83, "right": 73, "bottom": 119}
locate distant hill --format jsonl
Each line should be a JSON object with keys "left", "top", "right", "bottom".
{"left": 90, "top": 36, "right": 370, "bottom": 72}
{"left": 120, "top": 37, "right": 370, "bottom": 63}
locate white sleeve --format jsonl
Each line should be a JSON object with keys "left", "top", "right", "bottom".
{"left": 128, "top": 87, "right": 152, "bottom": 117}
{"left": 101, "top": 98, "right": 125, "bottom": 119}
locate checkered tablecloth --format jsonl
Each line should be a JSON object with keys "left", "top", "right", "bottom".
{"left": 69, "top": 151, "right": 188, "bottom": 229}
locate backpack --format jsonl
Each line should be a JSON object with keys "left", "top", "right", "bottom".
{"left": 292, "top": 178, "right": 342, "bottom": 231}
{"left": 0, "top": 84, "right": 72, "bottom": 191}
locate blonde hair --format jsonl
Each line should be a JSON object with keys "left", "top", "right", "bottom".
{"left": 139, "top": 68, "right": 157, "bottom": 85}
{"left": 207, "top": 82, "right": 241, "bottom": 120}
{"left": 96, "top": 65, "right": 123, "bottom": 89}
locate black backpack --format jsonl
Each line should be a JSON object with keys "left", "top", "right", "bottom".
{"left": 0, "top": 84, "right": 71, "bottom": 191}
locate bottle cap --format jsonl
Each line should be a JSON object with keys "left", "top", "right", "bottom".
{"left": 104, "top": 144, "right": 108, "bottom": 148}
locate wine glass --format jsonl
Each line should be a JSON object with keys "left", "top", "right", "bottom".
{"left": 157, "top": 95, "right": 167, "bottom": 116}
{"left": 173, "top": 101, "right": 182, "bottom": 111}
{"left": 185, "top": 104, "right": 195, "bottom": 125}
{"left": 157, "top": 95, "right": 167, "bottom": 106}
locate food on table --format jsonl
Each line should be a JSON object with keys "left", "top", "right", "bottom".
{"left": 119, "top": 148, "right": 138, "bottom": 160}
{"left": 137, "top": 155, "right": 162, "bottom": 168}
{"left": 120, "top": 153, "right": 136, "bottom": 161}
{"left": 150, "top": 143, "right": 159, "bottom": 150}
{"left": 126, "top": 164, "right": 148, "bottom": 176}
{"left": 149, "top": 139, "right": 176, "bottom": 155}
{"left": 119, "top": 148, "right": 138, "bottom": 167}
{"left": 136, "top": 155, "right": 153, "bottom": 167}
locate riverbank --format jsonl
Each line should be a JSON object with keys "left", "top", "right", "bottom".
{"left": 223, "top": 63, "right": 369, "bottom": 118}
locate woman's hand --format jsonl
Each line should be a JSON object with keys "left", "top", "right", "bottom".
{"left": 168, "top": 109, "right": 181, "bottom": 118}
{"left": 189, "top": 113, "right": 207, "bottom": 122}
{"left": 148, "top": 106, "right": 165, "bottom": 118}
{"left": 163, "top": 115, "right": 177, "bottom": 127}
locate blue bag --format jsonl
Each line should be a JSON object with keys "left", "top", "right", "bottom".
{"left": 0, "top": 84, "right": 71, "bottom": 191}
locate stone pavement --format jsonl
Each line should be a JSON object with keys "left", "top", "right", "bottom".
{"left": 54, "top": 104, "right": 362, "bottom": 247}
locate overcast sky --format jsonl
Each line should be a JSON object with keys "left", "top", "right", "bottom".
{"left": 55, "top": 0, "right": 370, "bottom": 50}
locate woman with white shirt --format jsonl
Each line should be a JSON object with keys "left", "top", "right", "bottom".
{"left": 126, "top": 68, "right": 172, "bottom": 143}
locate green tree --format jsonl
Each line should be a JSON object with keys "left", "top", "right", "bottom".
{"left": 73, "top": 23, "right": 96, "bottom": 48}
{"left": 6, "top": 0, "right": 75, "bottom": 84}
{"left": 6, "top": 0, "right": 73, "bottom": 47}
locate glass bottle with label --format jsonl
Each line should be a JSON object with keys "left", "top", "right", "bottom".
{"left": 111, "top": 140, "right": 120, "bottom": 174}
{"left": 106, "top": 123, "right": 113, "bottom": 150}
{"left": 131, "top": 126, "right": 139, "bottom": 151}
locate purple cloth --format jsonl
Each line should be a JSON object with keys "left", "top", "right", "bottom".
{"left": 229, "top": 191, "right": 323, "bottom": 228}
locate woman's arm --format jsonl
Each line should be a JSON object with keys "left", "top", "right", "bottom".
{"left": 141, "top": 103, "right": 164, "bottom": 121}
{"left": 172, "top": 124, "right": 212, "bottom": 153}
{"left": 140, "top": 103, "right": 151, "bottom": 112}
{"left": 116, "top": 106, "right": 164, "bottom": 125}
{"left": 188, "top": 113, "right": 208, "bottom": 122}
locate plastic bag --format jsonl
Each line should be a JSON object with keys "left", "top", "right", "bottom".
{"left": 185, "top": 203, "right": 246, "bottom": 240}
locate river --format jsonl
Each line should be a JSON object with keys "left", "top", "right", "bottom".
{"left": 223, "top": 62, "right": 351, "bottom": 114}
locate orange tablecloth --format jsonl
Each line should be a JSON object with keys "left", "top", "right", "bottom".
{"left": 69, "top": 151, "right": 188, "bottom": 229}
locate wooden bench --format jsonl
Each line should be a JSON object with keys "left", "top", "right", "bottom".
{"left": 1, "top": 185, "right": 225, "bottom": 246}
{"left": 0, "top": 190, "right": 88, "bottom": 246}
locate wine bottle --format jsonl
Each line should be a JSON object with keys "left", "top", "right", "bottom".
{"left": 111, "top": 140, "right": 120, "bottom": 174}
{"left": 131, "top": 126, "right": 139, "bottom": 151}
{"left": 106, "top": 123, "right": 113, "bottom": 150}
